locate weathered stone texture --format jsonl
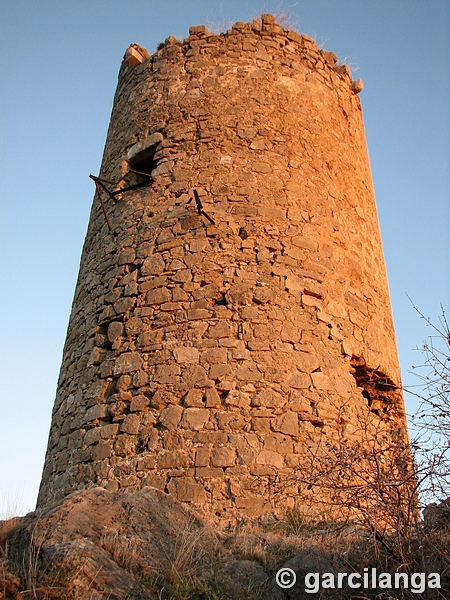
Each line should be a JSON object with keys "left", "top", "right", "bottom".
{"left": 37, "top": 16, "right": 408, "bottom": 524}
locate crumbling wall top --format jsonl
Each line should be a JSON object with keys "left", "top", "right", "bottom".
{"left": 122, "top": 15, "right": 363, "bottom": 94}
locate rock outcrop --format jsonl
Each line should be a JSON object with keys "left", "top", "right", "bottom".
{"left": 6, "top": 487, "right": 218, "bottom": 599}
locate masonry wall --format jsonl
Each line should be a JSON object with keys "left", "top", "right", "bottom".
{"left": 37, "top": 15, "right": 408, "bottom": 523}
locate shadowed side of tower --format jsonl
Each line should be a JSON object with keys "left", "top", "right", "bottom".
{"left": 37, "top": 15, "right": 409, "bottom": 524}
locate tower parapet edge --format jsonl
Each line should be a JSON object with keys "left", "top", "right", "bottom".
{"left": 38, "top": 15, "right": 409, "bottom": 524}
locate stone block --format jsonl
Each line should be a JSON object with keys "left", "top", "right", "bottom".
{"left": 283, "top": 246, "right": 304, "bottom": 262}
{"left": 322, "top": 50, "right": 338, "bottom": 65}
{"left": 172, "top": 287, "right": 189, "bottom": 301}
{"left": 285, "top": 275, "right": 303, "bottom": 292}
{"left": 287, "top": 30, "right": 303, "bottom": 44}
{"left": 293, "top": 352, "right": 320, "bottom": 373}
{"left": 234, "top": 497, "right": 267, "bottom": 517}
{"left": 250, "top": 415, "right": 270, "bottom": 434}
{"left": 188, "top": 239, "right": 209, "bottom": 253}
{"left": 285, "top": 371, "right": 311, "bottom": 389}
{"left": 209, "top": 363, "right": 232, "bottom": 379}
{"left": 113, "top": 297, "right": 136, "bottom": 314}
{"left": 163, "top": 431, "right": 184, "bottom": 451}
{"left": 200, "top": 347, "right": 228, "bottom": 364}
{"left": 91, "top": 441, "right": 112, "bottom": 461}
{"left": 327, "top": 301, "right": 347, "bottom": 318}
{"left": 250, "top": 465, "right": 275, "bottom": 476}
{"left": 272, "top": 411, "right": 299, "bottom": 437}
{"left": 252, "top": 18, "right": 262, "bottom": 31}
{"left": 208, "top": 321, "right": 232, "bottom": 338}
{"left": 125, "top": 46, "right": 144, "bottom": 67}
{"left": 258, "top": 207, "right": 286, "bottom": 219}
{"left": 84, "top": 404, "right": 108, "bottom": 423}
{"left": 195, "top": 446, "right": 210, "bottom": 467}
{"left": 334, "top": 64, "right": 351, "bottom": 77}
{"left": 226, "top": 283, "right": 253, "bottom": 305}
{"left": 188, "top": 308, "right": 212, "bottom": 320}
{"left": 159, "top": 405, "right": 183, "bottom": 430}
{"left": 138, "top": 330, "right": 164, "bottom": 347}
{"left": 114, "top": 434, "right": 137, "bottom": 456}
{"left": 224, "top": 390, "right": 251, "bottom": 409}
{"left": 117, "top": 375, "right": 131, "bottom": 392}
{"left": 121, "top": 414, "right": 140, "bottom": 435}
{"left": 140, "top": 275, "right": 168, "bottom": 292}
{"left": 189, "top": 24, "right": 208, "bottom": 35}
{"left": 84, "top": 427, "right": 101, "bottom": 446}
{"left": 289, "top": 393, "right": 312, "bottom": 414}
{"left": 172, "top": 269, "right": 192, "bottom": 283}
{"left": 195, "top": 467, "right": 223, "bottom": 478}
{"left": 158, "top": 450, "right": 190, "bottom": 469}
{"left": 100, "top": 423, "right": 120, "bottom": 438}
{"left": 351, "top": 79, "right": 364, "bottom": 93}
{"left": 168, "top": 477, "right": 207, "bottom": 503}
{"left": 215, "top": 411, "right": 246, "bottom": 431}
{"left": 173, "top": 346, "right": 199, "bottom": 364}
{"left": 341, "top": 338, "right": 355, "bottom": 357}
{"left": 235, "top": 362, "right": 261, "bottom": 381}
{"left": 130, "top": 394, "right": 149, "bottom": 412}
{"left": 125, "top": 44, "right": 150, "bottom": 67}
{"left": 55, "top": 449, "right": 68, "bottom": 472}
{"left": 211, "top": 446, "right": 236, "bottom": 468}
{"left": 85, "top": 379, "right": 110, "bottom": 401}
{"left": 311, "top": 372, "right": 332, "bottom": 390}
{"left": 154, "top": 364, "right": 181, "bottom": 384}
{"left": 263, "top": 433, "right": 293, "bottom": 455}
{"left": 256, "top": 450, "right": 284, "bottom": 469}
{"left": 345, "top": 292, "right": 368, "bottom": 315}
{"left": 141, "top": 254, "right": 165, "bottom": 276}
{"left": 146, "top": 287, "right": 171, "bottom": 305}
{"left": 205, "top": 387, "right": 221, "bottom": 408}
{"left": 181, "top": 408, "right": 210, "bottom": 430}
{"left": 136, "top": 455, "right": 156, "bottom": 471}
{"left": 114, "top": 352, "right": 143, "bottom": 375}
{"left": 251, "top": 389, "right": 284, "bottom": 408}
{"left": 195, "top": 431, "right": 228, "bottom": 444}
{"left": 133, "top": 370, "right": 148, "bottom": 388}
{"left": 184, "top": 388, "right": 204, "bottom": 407}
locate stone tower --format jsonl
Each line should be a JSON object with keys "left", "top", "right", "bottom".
{"left": 38, "top": 15, "right": 408, "bottom": 523}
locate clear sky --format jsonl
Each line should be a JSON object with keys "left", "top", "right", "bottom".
{"left": 1, "top": 0, "right": 449, "bottom": 516}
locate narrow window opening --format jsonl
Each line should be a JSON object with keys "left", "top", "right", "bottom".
{"left": 125, "top": 133, "right": 163, "bottom": 187}
{"left": 126, "top": 148, "right": 157, "bottom": 189}
{"left": 128, "top": 146, "right": 158, "bottom": 176}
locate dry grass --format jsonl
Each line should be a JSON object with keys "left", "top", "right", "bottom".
{"left": 204, "top": 5, "right": 300, "bottom": 36}
{"left": 99, "top": 530, "right": 152, "bottom": 577}
{"left": 2, "top": 506, "right": 449, "bottom": 599}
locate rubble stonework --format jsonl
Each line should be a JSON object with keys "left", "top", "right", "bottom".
{"left": 37, "top": 15, "right": 409, "bottom": 522}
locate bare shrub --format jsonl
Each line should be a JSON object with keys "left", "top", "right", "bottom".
{"left": 408, "top": 301, "right": 450, "bottom": 504}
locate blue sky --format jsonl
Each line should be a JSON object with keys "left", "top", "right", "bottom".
{"left": 1, "top": 0, "right": 449, "bottom": 516}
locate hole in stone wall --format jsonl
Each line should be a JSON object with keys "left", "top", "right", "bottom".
{"left": 350, "top": 356, "right": 400, "bottom": 415}
{"left": 132, "top": 156, "right": 156, "bottom": 175}
{"left": 124, "top": 139, "right": 160, "bottom": 190}
{"left": 128, "top": 143, "right": 158, "bottom": 176}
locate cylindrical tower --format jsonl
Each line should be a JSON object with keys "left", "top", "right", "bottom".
{"left": 38, "top": 15, "right": 408, "bottom": 523}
